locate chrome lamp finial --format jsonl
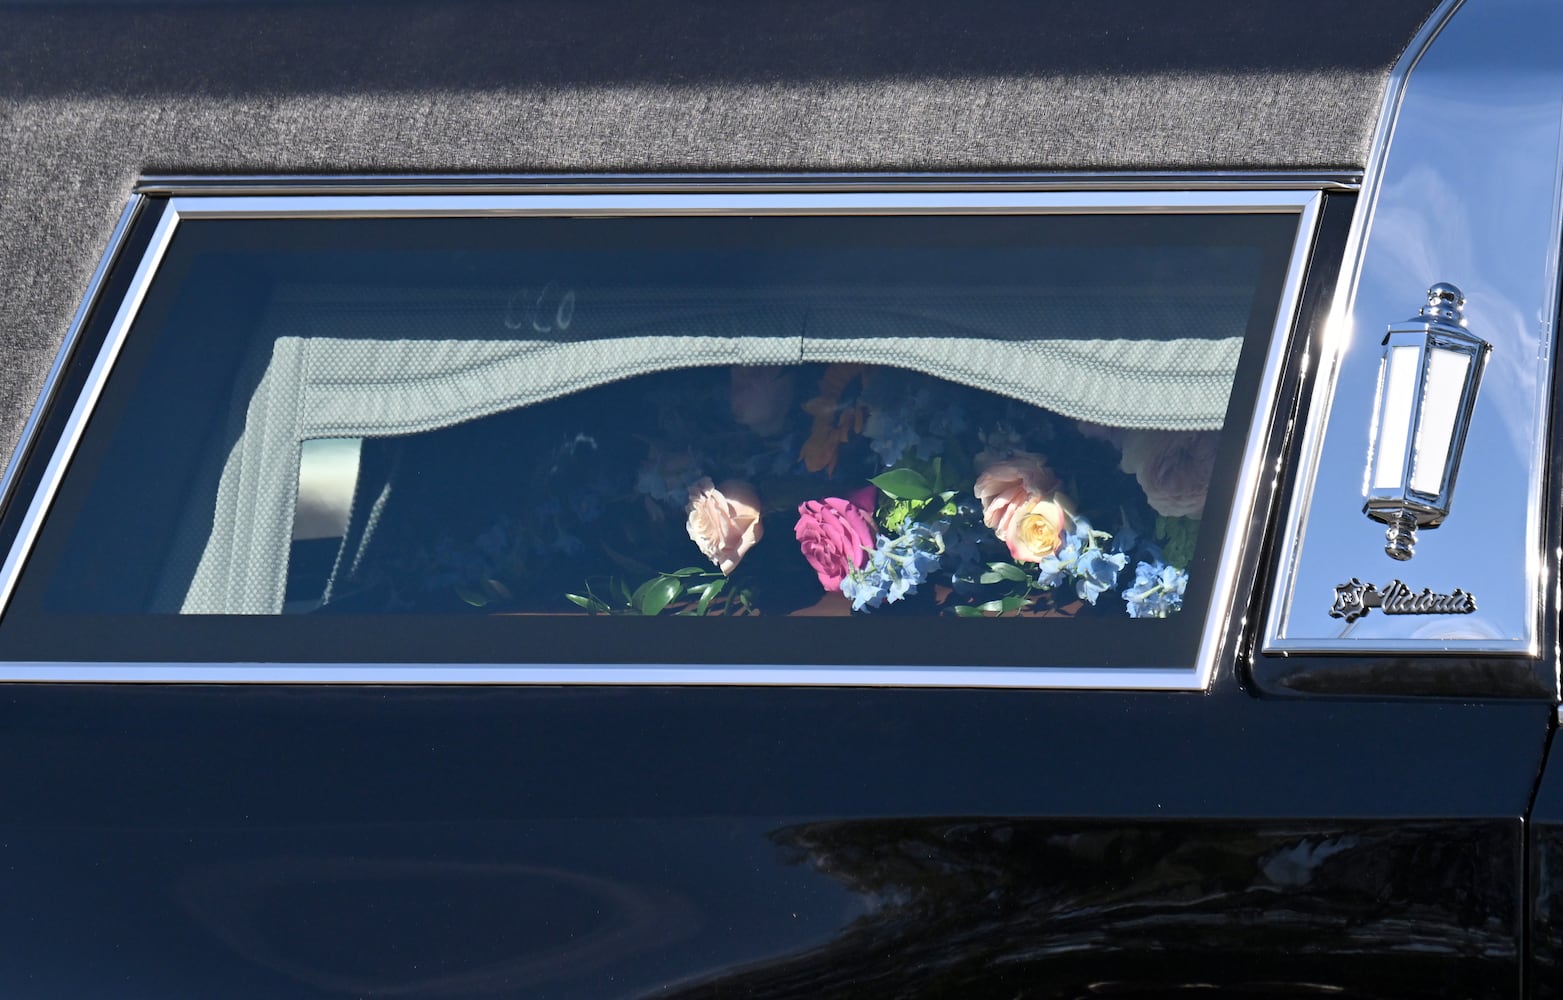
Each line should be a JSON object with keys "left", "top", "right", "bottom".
{"left": 1363, "top": 282, "right": 1491, "bottom": 561}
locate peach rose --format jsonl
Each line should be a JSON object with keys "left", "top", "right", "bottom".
{"left": 1005, "top": 497, "right": 1070, "bottom": 563}
{"left": 685, "top": 477, "right": 764, "bottom": 575}
{"left": 973, "top": 451, "right": 1060, "bottom": 541}
{"left": 1119, "top": 430, "right": 1218, "bottom": 519}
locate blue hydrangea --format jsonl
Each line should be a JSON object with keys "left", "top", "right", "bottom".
{"left": 864, "top": 409, "right": 922, "bottom": 467}
{"left": 1123, "top": 559, "right": 1188, "bottom": 618}
{"left": 924, "top": 405, "right": 968, "bottom": 446}
{"left": 1032, "top": 515, "right": 1127, "bottom": 605}
{"left": 635, "top": 450, "right": 704, "bottom": 507}
{"left": 738, "top": 432, "right": 803, "bottom": 478}
{"left": 840, "top": 524, "right": 945, "bottom": 612}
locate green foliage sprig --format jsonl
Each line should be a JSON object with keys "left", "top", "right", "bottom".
{"left": 566, "top": 567, "right": 748, "bottom": 616}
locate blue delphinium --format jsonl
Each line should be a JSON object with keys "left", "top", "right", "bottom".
{"left": 841, "top": 523, "right": 945, "bottom": 611}
{"left": 1122, "top": 559, "right": 1188, "bottom": 618}
{"left": 1075, "top": 546, "right": 1129, "bottom": 606}
{"left": 861, "top": 375, "right": 967, "bottom": 467}
{"left": 1033, "top": 515, "right": 1128, "bottom": 605}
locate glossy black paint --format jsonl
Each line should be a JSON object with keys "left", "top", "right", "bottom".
{"left": 0, "top": 185, "right": 1550, "bottom": 995}
{"left": 0, "top": 685, "right": 1544, "bottom": 997}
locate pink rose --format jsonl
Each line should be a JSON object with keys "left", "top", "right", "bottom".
{"left": 686, "top": 478, "right": 764, "bottom": 575}
{"left": 1119, "top": 430, "right": 1218, "bottom": 519}
{"left": 730, "top": 366, "right": 796, "bottom": 436}
{"left": 795, "top": 486, "right": 877, "bottom": 591}
{"left": 973, "top": 451, "right": 1060, "bottom": 541}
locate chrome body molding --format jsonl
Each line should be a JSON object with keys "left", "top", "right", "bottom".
{"left": 0, "top": 662, "right": 1214, "bottom": 689}
{"left": 0, "top": 186, "right": 1323, "bottom": 689}
{"left": 1265, "top": 0, "right": 1562, "bottom": 655}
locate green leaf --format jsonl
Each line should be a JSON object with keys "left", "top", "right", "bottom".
{"left": 911, "top": 493, "right": 958, "bottom": 525}
{"left": 998, "top": 594, "right": 1027, "bottom": 614}
{"left": 869, "top": 468, "right": 934, "bottom": 501}
{"left": 455, "top": 584, "right": 490, "bottom": 608}
{"left": 695, "top": 577, "right": 728, "bottom": 616}
{"left": 669, "top": 566, "right": 711, "bottom": 578}
{"left": 634, "top": 575, "right": 683, "bottom": 616}
{"left": 1156, "top": 515, "right": 1201, "bottom": 570}
{"left": 930, "top": 456, "right": 944, "bottom": 493}
{"left": 953, "top": 605, "right": 984, "bottom": 617}
{"left": 565, "top": 592, "right": 609, "bottom": 614}
{"left": 984, "top": 561, "right": 1029, "bottom": 583}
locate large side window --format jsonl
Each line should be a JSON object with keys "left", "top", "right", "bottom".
{"left": 0, "top": 196, "right": 1314, "bottom": 676}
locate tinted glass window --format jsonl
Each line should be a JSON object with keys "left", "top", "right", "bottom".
{"left": 0, "top": 208, "right": 1298, "bottom": 666}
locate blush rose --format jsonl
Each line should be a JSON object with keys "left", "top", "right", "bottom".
{"left": 973, "top": 451, "right": 1060, "bottom": 541}
{"left": 1118, "top": 430, "right": 1218, "bottom": 519}
{"left": 795, "top": 486, "right": 877, "bottom": 591}
{"left": 685, "top": 477, "right": 764, "bottom": 575}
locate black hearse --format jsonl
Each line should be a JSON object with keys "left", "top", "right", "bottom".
{"left": 3, "top": 0, "right": 1563, "bottom": 996}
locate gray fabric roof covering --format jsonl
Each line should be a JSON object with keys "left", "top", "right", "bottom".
{"left": 0, "top": 0, "right": 1441, "bottom": 471}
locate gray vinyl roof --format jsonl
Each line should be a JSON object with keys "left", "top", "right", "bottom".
{"left": 0, "top": 0, "right": 1442, "bottom": 468}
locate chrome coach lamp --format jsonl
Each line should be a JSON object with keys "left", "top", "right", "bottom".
{"left": 1363, "top": 282, "right": 1491, "bottom": 561}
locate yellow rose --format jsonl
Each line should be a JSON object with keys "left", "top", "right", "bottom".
{"left": 1005, "top": 497, "right": 1068, "bottom": 563}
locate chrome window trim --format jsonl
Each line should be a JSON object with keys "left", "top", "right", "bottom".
{"left": 0, "top": 186, "right": 1323, "bottom": 688}
{"left": 1263, "top": 0, "right": 1562, "bottom": 656}
{"left": 133, "top": 171, "right": 1363, "bottom": 197}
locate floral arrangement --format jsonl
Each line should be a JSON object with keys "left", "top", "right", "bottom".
{"left": 366, "top": 363, "right": 1217, "bottom": 619}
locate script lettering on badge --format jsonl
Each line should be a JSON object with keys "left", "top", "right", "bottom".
{"left": 1329, "top": 578, "right": 1477, "bottom": 623}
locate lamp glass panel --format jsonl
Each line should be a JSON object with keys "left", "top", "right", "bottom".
{"left": 1409, "top": 345, "right": 1471, "bottom": 496}
{"left": 1372, "top": 344, "right": 1421, "bottom": 490}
